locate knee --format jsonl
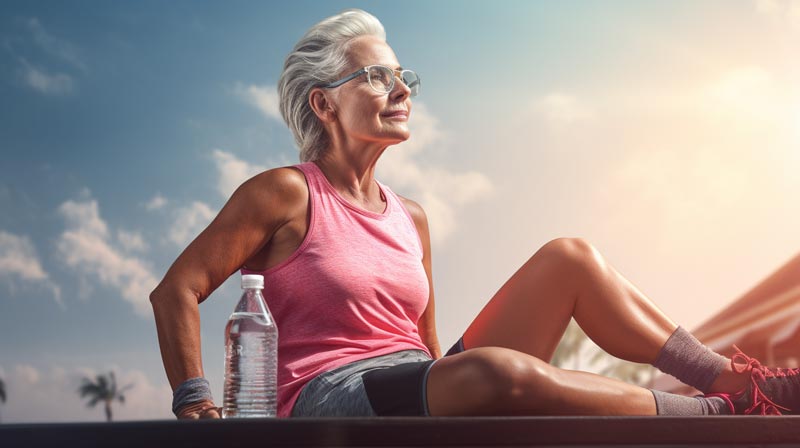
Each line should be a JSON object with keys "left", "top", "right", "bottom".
{"left": 542, "top": 237, "right": 594, "bottom": 258}
{"left": 456, "top": 348, "right": 550, "bottom": 410}
{"left": 539, "top": 237, "right": 599, "bottom": 268}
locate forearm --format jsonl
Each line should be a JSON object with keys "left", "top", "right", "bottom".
{"left": 426, "top": 337, "right": 442, "bottom": 359}
{"left": 421, "top": 325, "right": 442, "bottom": 359}
{"left": 150, "top": 284, "right": 206, "bottom": 391}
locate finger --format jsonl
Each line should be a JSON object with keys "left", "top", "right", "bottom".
{"left": 177, "top": 400, "right": 217, "bottom": 420}
{"left": 200, "top": 407, "right": 221, "bottom": 419}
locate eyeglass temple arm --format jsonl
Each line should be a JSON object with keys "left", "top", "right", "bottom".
{"left": 321, "top": 68, "right": 367, "bottom": 89}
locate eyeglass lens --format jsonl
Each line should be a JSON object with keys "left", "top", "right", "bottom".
{"left": 367, "top": 66, "right": 419, "bottom": 97}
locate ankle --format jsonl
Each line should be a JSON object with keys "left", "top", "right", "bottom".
{"left": 702, "top": 393, "right": 735, "bottom": 415}
{"left": 707, "top": 364, "right": 749, "bottom": 395}
{"left": 652, "top": 326, "right": 728, "bottom": 393}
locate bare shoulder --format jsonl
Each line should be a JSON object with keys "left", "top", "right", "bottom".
{"left": 238, "top": 166, "right": 307, "bottom": 205}
{"left": 230, "top": 166, "right": 309, "bottom": 226}
{"left": 245, "top": 166, "right": 307, "bottom": 198}
{"left": 397, "top": 194, "right": 428, "bottom": 228}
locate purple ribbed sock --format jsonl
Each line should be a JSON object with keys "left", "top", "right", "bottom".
{"left": 650, "top": 389, "right": 731, "bottom": 415}
{"left": 652, "top": 326, "right": 728, "bottom": 393}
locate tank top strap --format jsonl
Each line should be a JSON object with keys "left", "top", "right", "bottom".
{"left": 293, "top": 162, "right": 323, "bottom": 200}
{"left": 377, "top": 180, "right": 424, "bottom": 255}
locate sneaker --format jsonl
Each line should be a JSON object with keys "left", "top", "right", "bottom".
{"left": 727, "top": 344, "right": 800, "bottom": 415}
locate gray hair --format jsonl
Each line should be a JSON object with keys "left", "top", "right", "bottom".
{"left": 278, "top": 9, "right": 386, "bottom": 162}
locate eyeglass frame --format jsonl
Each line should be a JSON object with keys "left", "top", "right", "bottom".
{"left": 318, "top": 65, "right": 420, "bottom": 96}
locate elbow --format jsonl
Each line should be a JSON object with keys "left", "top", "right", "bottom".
{"left": 149, "top": 280, "right": 177, "bottom": 306}
{"left": 149, "top": 283, "right": 164, "bottom": 306}
{"left": 149, "top": 280, "right": 204, "bottom": 307}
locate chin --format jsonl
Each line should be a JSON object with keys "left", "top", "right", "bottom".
{"left": 387, "top": 133, "right": 410, "bottom": 144}
{"left": 390, "top": 127, "right": 411, "bottom": 140}
{"left": 376, "top": 130, "right": 410, "bottom": 144}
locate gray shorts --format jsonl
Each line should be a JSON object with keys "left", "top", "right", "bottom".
{"left": 291, "top": 339, "right": 464, "bottom": 417}
{"left": 290, "top": 350, "right": 434, "bottom": 417}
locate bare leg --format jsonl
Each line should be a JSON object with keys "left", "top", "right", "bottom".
{"left": 460, "top": 238, "right": 748, "bottom": 394}
{"left": 427, "top": 347, "right": 657, "bottom": 416}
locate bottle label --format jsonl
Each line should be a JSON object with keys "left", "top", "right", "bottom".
{"left": 226, "top": 339, "right": 268, "bottom": 358}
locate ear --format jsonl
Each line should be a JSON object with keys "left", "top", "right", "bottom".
{"left": 308, "top": 87, "right": 337, "bottom": 123}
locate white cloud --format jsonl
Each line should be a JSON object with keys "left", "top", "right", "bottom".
{"left": 754, "top": 0, "right": 800, "bottom": 27}
{"left": 234, "top": 83, "right": 282, "bottom": 121}
{"left": 703, "top": 66, "right": 778, "bottom": 119}
{"left": 0, "top": 231, "right": 50, "bottom": 282}
{"left": 59, "top": 199, "right": 109, "bottom": 238}
{"left": 26, "top": 18, "right": 87, "bottom": 71}
{"left": 14, "top": 364, "right": 40, "bottom": 385}
{"left": 168, "top": 201, "right": 216, "bottom": 247}
{"left": 393, "top": 101, "right": 446, "bottom": 157}
{"left": 56, "top": 196, "right": 158, "bottom": 316}
{"left": 756, "top": 0, "right": 782, "bottom": 13}
{"left": 0, "top": 230, "right": 62, "bottom": 307}
{"left": 144, "top": 193, "right": 168, "bottom": 211}
{"left": 0, "top": 364, "right": 172, "bottom": 423}
{"left": 211, "top": 149, "right": 266, "bottom": 200}
{"left": 533, "top": 92, "right": 594, "bottom": 127}
{"left": 117, "top": 230, "right": 148, "bottom": 252}
{"left": 378, "top": 102, "right": 494, "bottom": 245}
{"left": 19, "top": 58, "right": 74, "bottom": 96}
{"left": 165, "top": 150, "right": 289, "bottom": 248}
{"left": 12, "top": 18, "right": 85, "bottom": 96}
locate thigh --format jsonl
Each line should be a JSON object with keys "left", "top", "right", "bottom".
{"left": 425, "top": 346, "right": 554, "bottom": 416}
{"left": 361, "top": 357, "right": 435, "bottom": 416}
{"left": 461, "top": 238, "right": 590, "bottom": 363}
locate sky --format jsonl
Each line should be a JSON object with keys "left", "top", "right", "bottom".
{"left": 1, "top": 0, "right": 799, "bottom": 422}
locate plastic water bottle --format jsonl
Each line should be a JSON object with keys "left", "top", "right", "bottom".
{"left": 222, "top": 274, "right": 278, "bottom": 418}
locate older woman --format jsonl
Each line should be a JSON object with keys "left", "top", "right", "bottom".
{"left": 150, "top": 9, "right": 800, "bottom": 419}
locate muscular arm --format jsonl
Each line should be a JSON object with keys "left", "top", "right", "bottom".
{"left": 400, "top": 196, "right": 442, "bottom": 360}
{"left": 149, "top": 168, "right": 304, "bottom": 417}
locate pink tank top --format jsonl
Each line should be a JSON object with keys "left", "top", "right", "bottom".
{"left": 241, "top": 161, "right": 431, "bottom": 417}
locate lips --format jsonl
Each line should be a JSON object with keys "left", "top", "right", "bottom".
{"left": 381, "top": 110, "right": 408, "bottom": 118}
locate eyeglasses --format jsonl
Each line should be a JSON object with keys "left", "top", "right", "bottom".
{"left": 320, "top": 65, "right": 420, "bottom": 97}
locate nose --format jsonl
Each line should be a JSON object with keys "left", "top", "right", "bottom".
{"left": 390, "top": 74, "right": 411, "bottom": 101}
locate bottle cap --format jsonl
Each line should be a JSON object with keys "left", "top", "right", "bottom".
{"left": 241, "top": 274, "right": 264, "bottom": 289}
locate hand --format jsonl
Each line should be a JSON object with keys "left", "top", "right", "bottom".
{"left": 176, "top": 399, "right": 222, "bottom": 419}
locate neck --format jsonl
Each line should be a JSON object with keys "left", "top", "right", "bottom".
{"left": 313, "top": 144, "right": 386, "bottom": 203}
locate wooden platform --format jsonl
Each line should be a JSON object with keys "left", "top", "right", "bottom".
{"left": 3, "top": 416, "right": 800, "bottom": 447}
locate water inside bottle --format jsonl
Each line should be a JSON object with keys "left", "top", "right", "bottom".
{"left": 222, "top": 311, "right": 278, "bottom": 418}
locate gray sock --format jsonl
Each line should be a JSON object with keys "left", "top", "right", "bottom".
{"left": 650, "top": 389, "right": 731, "bottom": 415}
{"left": 652, "top": 326, "right": 728, "bottom": 393}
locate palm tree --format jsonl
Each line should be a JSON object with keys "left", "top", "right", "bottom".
{"left": 77, "top": 371, "right": 133, "bottom": 422}
{"left": 0, "top": 376, "right": 6, "bottom": 423}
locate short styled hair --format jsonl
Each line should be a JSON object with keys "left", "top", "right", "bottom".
{"left": 278, "top": 9, "right": 386, "bottom": 162}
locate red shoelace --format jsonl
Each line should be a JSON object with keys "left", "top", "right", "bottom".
{"left": 730, "top": 344, "right": 793, "bottom": 415}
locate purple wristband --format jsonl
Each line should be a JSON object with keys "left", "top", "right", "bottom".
{"left": 172, "top": 377, "right": 213, "bottom": 416}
